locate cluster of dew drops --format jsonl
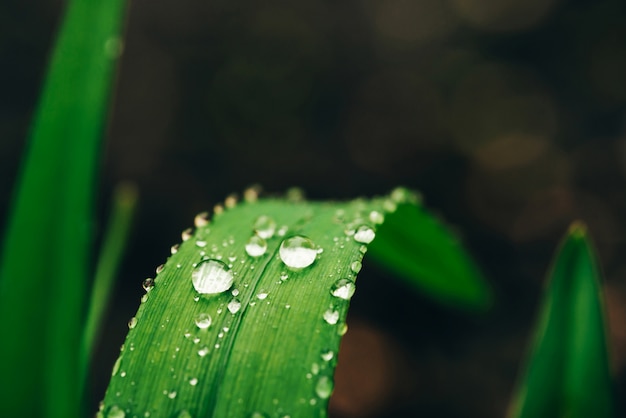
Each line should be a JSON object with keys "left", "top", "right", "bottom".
{"left": 103, "top": 187, "right": 415, "bottom": 418}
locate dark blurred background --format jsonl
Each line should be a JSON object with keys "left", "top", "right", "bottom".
{"left": 2, "top": 0, "right": 626, "bottom": 416}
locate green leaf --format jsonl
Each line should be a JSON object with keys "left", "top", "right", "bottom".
{"left": 367, "top": 197, "right": 492, "bottom": 310}
{"left": 101, "top": 188, "right": 490, "bottom": 417}
{"left": 508, "top": 222, "right": 615, "bottom": 418}
{"left": 0, "top": 0, "right": 127, "bottom": 416}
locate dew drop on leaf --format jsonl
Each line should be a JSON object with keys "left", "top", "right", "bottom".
{"left": 142, "top": 278, "right": 154, "bottom": 292}
{"left": 189, "top": 377, "right": 198, "bottom": 386}
{"left": 198, "top": 347, "right": 209, "bottom": 357}
{"left": 315, "top": 376, "right": 334, "bottom": 399}
{"left": 245, "top": 235, "right": 268, "bottom": 257}
{"left": 279, "top": 236, "right": 317, "bottom": 269}
{"left": 253, "top": 215, "right": 277, "bottom": 239}
{"left": 249, "top": 412, "right": 269, "bottom": 418}
{"left": 194, "top": 313, "right": 212, "bottom": 329}
{"left": 181, "top": 228, "right": 193, "bottom": 241}
{"left": 128, "top": 317, "right": 137, "bottom": 329}
{"left": 111, "top": 356, "right": 122, "bottom": 377}
{"left": 353, "top": 225, "right": 375, "bottom": 244}
{"left": 175, "top": 410, "right": 193, "bottom": 418}
{"left": 256, "top": 292, "right": 268, "bottom": 300}
{"left": 106, "top": 405, "right": 126, "bottom": 418}
{"left": 321, "top": 350, "right": 334, "bottom": 362}
{"left": 194, "top": 211, "right": 209, "bottom": 227}
{"left": 330, "top": 278, "right": 356, "bottom": 300}
{"left": 191, "top": 259, "right": 233, "bottom": 294}
{"left": 323, "top": 308, "right": 339, "bottom": 325}
{"left": 368, "top": 210, "right": 384, "bottom": 224}
{"left": 227, "top": 298, "right": 242, "bottom": 314}
{"left": 350, "top": 261, "right": 362, "bottom": 274}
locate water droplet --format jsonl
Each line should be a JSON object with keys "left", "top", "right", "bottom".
{"left": 323, "top": 308, "right": 339, "bottom": 325}
{"left": 198, "top": 347, "right": 209, "bottom": 357}
{"left": 279, "top": 236, "right": 317, "bottom": 269}
{"left": 156, "top": 264, "right": 165, "bottom": 274}
{"left": 111, "top": 356, "right": 122, "bottom": 376}
{"left": 277, "top": 225, "right": 289, "bottom": 236}
{"left": 167, "top": 391, "right": 177, "bottom": 399}
{"left": 182, "top": 228, "right": 193, "bottom": 241}
{"left": 331, "top": 278, "right": 356, "bottom": 300}
{"left": 232, "top": 289, "right": 240, "bottom": 296}
{"left": 142, "top": 278, "right": 155, "bottom": 292}
{"left": 245, "top": 235, "right": 267, "bottom": 257}
{"left": 286, "top": 187, "right": 305, "bottom": 202}
{"left": 227, "top": 298, "right": 242, "bottom": 314}
{"left": 194, "top": 211, "right": 210, "bottom": 227}
{"left": 359, "top": 245, "right": 368, "bottom": 254}
{"left": 321, "top": 350, "right": 334, "bottom": 362}
{"left": 368, "top": 210, "right": 384, "bottom": 224}
{"left": 256, "top": 292, "right": 268, "bottom": 300}
{"left": 214, "top": 204, "right": 224, "bottom": 215}
{"left": 106, "top": 405, "right": 126, "bottom": 418}
{"left": 311, "top": 363, "right": 320, "bottom": 375}
{"left": 189, "top": 377, "right": 198, "bottom": 386}
{"left": 194, "top": 313, "right": 212, "bottom": 329}
{"left": 225, "top": 194, "right": 237, "bottom": 208}
{"left": 249, "top": 412, "right": 269, "bottom": 418}
{"left": 254, "top": 215, "right": 276, "bottom": 239}
{"left": 315, "top": 376, "right": 334, "bottom": 399}
{"left": 337, "top": 323, "right": 348, "bottom": 336}
{"left": 175, "top": 410, "right": 193, "bottom": 418}
{"left": 280, "top": 272, "right": 289, "bottom": 281}
{"left": 243, "top": 185, "right": 261, "bottom": 203}
{"left": 195, "top": 240, "right": 207, "bottom": 248}
{"left": 170, "top": 244, "right": 180, "bottom": 254}
{"left": 192, "top": 259, "right": 234, "bottom": 294}
{"left": 128, "top": 317, "right": 137, "bottom": 329}
{"left": 353, "top": 225, "right": 375, "bottom": 244}
{"left": 350, "top": 261, "right": 362, "bottom": 274}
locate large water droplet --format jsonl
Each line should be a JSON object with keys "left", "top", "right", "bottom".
{"left": 330, "top": 279, "right": 356, "bottom": 300}
{"left": 194, "top": 313, "right": 212, "bottom": 329}
{"left": 227, "top": 298, "right": 242, "bottom": 314}
{"left": 315, "top": 376, "right": 334, "bottom": 399}
{"left": 245, "top": 235, "right": 267, "bottom": 257}
{"left": 192, "top": 259, "right": 233, "bottom": 294}
{"left": 106, "top": 405, "right": 126, "bottom": 418}
{"left": 323, "top": 308, "right": 339, "bottom": 325}
{"left": 254, "top": 215, "right": 276, "bottom": 239}
{"left": 279, "top": 236, "right": 317, "bottom": 269}
{"left": 353, "top": 225, "right": 375, "bottom": 244}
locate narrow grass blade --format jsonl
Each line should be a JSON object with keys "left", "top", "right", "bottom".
{"left": 101, "top": 189, "right": 449, "bottom": 417}
{"left": 82, "top": 183, "right": 138, "bottom": 382}
{"left": 0, "top": 0, "right": 127, "bottom": 416}
{"left": 367, "top": 195, "right": 492, "bottom": 310}
{"left": 508, "top": 222, "right": 615, "bottom": 418}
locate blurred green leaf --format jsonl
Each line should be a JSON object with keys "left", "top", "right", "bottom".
{"left": 509, "top": 222, "right": 615, "bottom": 418}
{"left": 367, "top": 200, "right": 492, "bottom": 310}
{"left": 0, "top": 0, "right": 126, "bottom": 416}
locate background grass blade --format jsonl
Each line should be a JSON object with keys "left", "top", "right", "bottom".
{"left": 367, "top": 199, "right": 492, "bottom": 310}
{"left": 82, "top": 183, "right": 138, "bottom": 383}
{"left": 508, "top": 222, "right": 615, "bottom": 418}
{"left": 102, "top": 189, "right": 459, "bottom": 417}
{"left": 0, "top": 0, "right": 126, "bottom": 416}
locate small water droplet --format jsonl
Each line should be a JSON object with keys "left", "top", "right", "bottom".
{"left": 321, "top": 350, "right": 334, "bottom": 362}
{"left": 350, "top": 261, "right": 362, "bottom": 274}
{"left": 286, "top": 187, "right": 305, "bottom": 202}
{"left": 192, "top": 337, "right": 200, "bottom": 344}
{"left": 254, "top": 215, "right": 276, "bottom": 239}
{"left": 243, "top": 185, "right": 261, "bottom": 202}
{"left": 141, "top": 294, "right": 148, "bottom": 303}
{"left": 167, "top": 391, "right": 177, "bottom": 399}
{"left": 331, "top": 278, "right": 356, "bottom": 300}
{"left": 128, "top": 317, "right": 137, "bottom": 329}
{"left": 175, "top": 410, "right": 193, "bottom": 418}
{"left": 189, "top": 377, "right": 198, "bottom": 386}
{"left": 195, "top": 240, "right": 207, "bottom": 248}
{"left": 368, "top": 210, "right": 385, "bottom": 224}
{"left": 182, "top": 228, "right": 193, "bottom": 241}
{"left": 245, "top": 235, "right": 268, "bottom": 257}
{"left": 225, "top": 194, "right": 237, "bottom": 208}
{"left": 198, "top": 347, "right": 209, "bottom": 357}
{"left": 156, "top": 264, "right": 165, "bottom": 274}
{"left": 353, "top": 225, "right": 375, "bottom": 244}
{"left": 249, "top": 412, "right": 269, "bottom": 418}
{"left": 227, "top": 298, "right": 242, "bottom": 314}
{"left": 285, "top": 304, "right": 291, "bottom": 309}
{"left": 279, "top": 236, "right": 317, "bottom": 269}
{"left": 311, "top": 363, "right": 320, "bottom": 375}
{"left": 111, "top": 356, "right": 122, "bottom": 376}
{"left": 359, "top": 245, "right": 368, "bottom": 254}
{"left": 337, "top": 323, "right": 348, "bottom": 336}
{"left": 280, "top": 272, "right": 289, "bottom": 281}
{"left": 315, "top": 376, "right": 334, "bottom": 399}
{"left": 323, "top": 308, "right": 339, "bottom": 325}
{"left": 194, "top": 313, "right": 212, "bottom": 329}
{"left": 232, "top": 289, "right": 240, "bottom": 296}
{"left": 277, "top": 225, "right": 289, "bottom": 236}
{"left": 142, "top": 278, "right": 155, "bottom": 292}
{"left": 214, "top": 204, "right": 224, "bottom": 215}
{"left": 194, "top": 211, "right": 210, "bottom": 227}
{"left": 170, "top": 244, "right": 180, "bottom": 255}
{"left": 192, "top": 259, "right": 234, "bottom": 294}
{"left": 256, "top": 292, "right": 268, "bottom": 300}
{"left": 106, "top": 405, "right": 126, "bottom": 418}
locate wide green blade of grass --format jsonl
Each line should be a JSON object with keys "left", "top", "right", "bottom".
{"left": 508, "top": 222, "right": 615, "bottom": 418}
{"left": 0, "top": 0, "right": 127, "bottom": 416}
{"left": 101, "top": 188, "right": 490, "bottom": 417}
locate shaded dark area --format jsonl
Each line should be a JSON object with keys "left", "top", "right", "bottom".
{"left": 2, "top": 0, "right": 626, "bottom": 416}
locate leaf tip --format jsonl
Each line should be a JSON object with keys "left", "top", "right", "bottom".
{"left": 567, "top": 220, "right": 588, "bottom": 239}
